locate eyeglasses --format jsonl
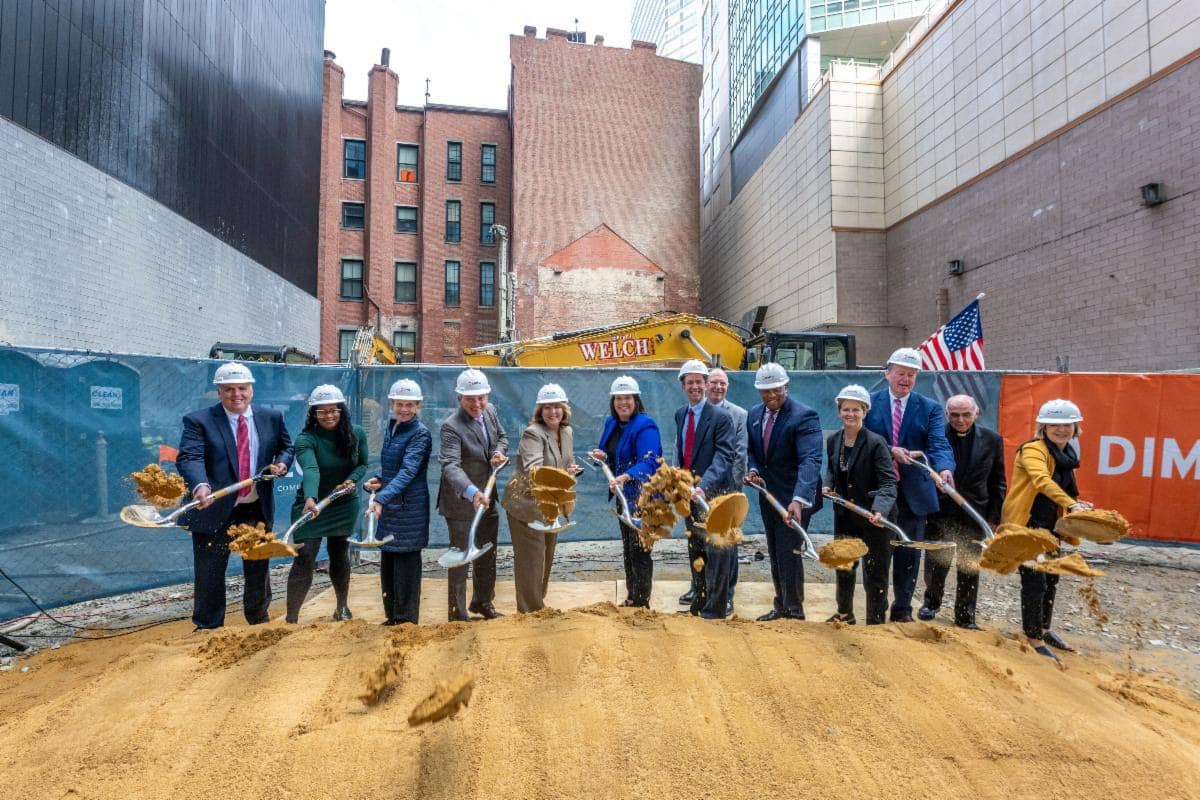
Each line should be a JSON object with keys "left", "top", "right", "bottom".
{"left": 314, "top": 409, "right": 341, "bottom": 418}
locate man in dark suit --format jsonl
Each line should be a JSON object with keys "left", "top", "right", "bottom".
{"left": 705, "top": 367, "right": 748, "bottom": 612}
{"left": 438, "top": 368, "right": 509, "bottom": 621}
{"left": 919, "top": 394, "right": 1006, "bottom": 629}
{"left": 745, "top": 362, "right": 823, "bottom": 621}
{"left": 864, "top": 348, "right": 955, "bottom": 622}
{"left": 674, "top": 360, "right": 738, "bottom": 619}
{"left": 176, "top": 362, "right": 293, "bottom": 630}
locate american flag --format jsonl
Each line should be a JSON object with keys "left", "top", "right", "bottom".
{"left": 920, "top": 299, "right": 985, "bottom": 370}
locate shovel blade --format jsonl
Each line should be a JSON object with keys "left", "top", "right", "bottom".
{"left": 438, "top": 541, "right": 494, "bottom": 569}
{"left": 530, "top": 518, "right": 576, "bottom": 534}
{"left": 119, "top": 504, "right": 176, "bottom": 528}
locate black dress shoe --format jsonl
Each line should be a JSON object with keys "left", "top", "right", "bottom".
{"left": 469, "top": 602, "right": 504, "bottom": 620}
{"left": 1043, "top": 630, "right": 1075, "bottom": 652}
{"left": 826, "top": 613, "right": 857, "bottom": 625}
{"left": 917, "top": 605, "right": 937, "bottom": 621}
{"left": 679, "top": 589, "right": 696, "bottom": 605}
{"left": 619, "top": 599, "right": 639, "bottom": 607}
{"left": 782, "top": 611, "right": 806, "bottom": 620}
{"left": 332, "top": 606, "right": 353, "bottom": 621}
{"left": 955, "top": 621, "right": 983, "bottom": 631}
{"left": 890, "top": 612, "right": 914, "bottom": 623}
{"left": 757, "top": 609, "right": 784, "bottom": 621}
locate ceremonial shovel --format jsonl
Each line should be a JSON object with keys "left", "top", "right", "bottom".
{"left": 119, "top": 468, "right": 278, "bottom": 529}
{"left": 439, "top": 459, "right": 509, "bottom": 569}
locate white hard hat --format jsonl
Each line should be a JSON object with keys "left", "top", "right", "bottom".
{"left": 835, "top": 384, "right": 872, "bottom": 410}
{"left": 455, "top": 368, "right": 491, "bottom": 396}
{"left": 213, "top": 362, "right": 255, "bottom": 385}
{"left": 388, "top": 378, "right": 423, "bottom": 401}
{"left": 535, "top": 383, "right": 568, "bottom": 405}
{"left": 1036, "top": 399, "right": 1083, "bottom": 424}
{"left": 610, "top": 375, "right": 640, "bottom": 395}
{"left": 307, "top": 384, "right": 346, "bottom": 406}
{"left": 678, "top": 359, "right": 710, "bottom": 379}
{"left": 753, "top": 362, "right": 788, "bottom": 390}
{"left": 886, "top": 347, "right": 923, "bottom": 370}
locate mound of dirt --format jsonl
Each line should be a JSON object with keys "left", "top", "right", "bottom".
{"left": 130, "top": 463, "right": 186, "bottom": 507}
{"left": 2, "top": 607, "right": 1199, "bottom": 799}
{"left": 819, "top": 538, "right": 869, "bottom": 570}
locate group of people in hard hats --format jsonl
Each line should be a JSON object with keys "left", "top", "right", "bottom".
{"left": 175, "top": 353, "right": 1094, "bottom": 659}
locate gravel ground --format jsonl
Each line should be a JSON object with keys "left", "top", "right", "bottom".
{"left": 3, "top": 534, "right": 1198, "bottom": 692}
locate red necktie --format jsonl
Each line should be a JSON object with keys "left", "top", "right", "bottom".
{"left": 237, "top": 415, "right": 251, "bottom": 496}
{"left": 683, "top": 409, "right": 696, "bottom": 470}
{"left": 762, "top": 410, "right": 776, "bottom": 453}
{"left": 891, "top": 398, "right": 902, "bottom": 479}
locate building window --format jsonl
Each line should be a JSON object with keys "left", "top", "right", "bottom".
{"left": 481, "top": 144, "right": 496, "bottom": 183}
{"left": 341, "top": 202, "right": 365, "bottom": 229}
{"left": 445, "top": 200, "right": 461, "bottom": 242}
{"left": 479, "top": 261, "right": 496, "bottom": 307}
{"left": 392, "top": 329, "right": 417, "bottom": 362}
{"left": 446, "top": 141, "right": 462, "bottom": 181}
{"left": 343, "top": 139, "right": 366, "bottom": 179}
{"left": 394, "top": 262, "right": 417, "bottom": 303}
{"left": 395, "top": 205, "right": 418, "bottom": 233}
{"left": 397, "top": 143, "right": 418, "bottom": 182}
{"left": 480, "top": 203, "right": 495, "bottom": 244}
{"left": 340, "top": 259, "right": 363, "bottom": 300}
{"left": 338, "top": 330, "right": 358, "bottom": 363}
{"left": 444, "top": 261, "right": 460, "bottom": 306}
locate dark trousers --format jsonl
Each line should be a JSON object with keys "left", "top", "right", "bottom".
{"left": 620, "top": 519, "right": 653, "bottom": 606}
{"left": 890, "top": 496, "right": 928, "bottom": 618}
{"left": 834, "top": 528, "right": 892, "bottom": 625}
{"left": 381, "top": 550, "right": 422, "bottom": 624}
{"left": 761, "top": 501, "right": 813, "bottom": 617}
{"left": 1019, "top": 564, "right": 1060, "bottom": 639}
{"left": 285, "top": 536, "right": 351, "bottom": 622}
{"left": 190, "top": 502, "right": 271, "bottom": 629}
{"left": 699, "top": 536, "right": 736, "bottom": 619}
{"left": 446, "top": 510, "right": 498, "bottom": 618}
{"left": 922, "top": 514, "right": 982, "bottom": 625}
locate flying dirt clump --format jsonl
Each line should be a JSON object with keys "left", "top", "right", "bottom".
{"left": 407, "top": 668, "right": 475, "bottom": 726}
{"left": 1033, "top": 552, "right": 1105, "bottom": 577}
{"left": 635, "top": 460, "right": 698, "bottom": 550}
{"left": 227, "top": 523, "right": 297, "bottom": 560}
{"left": 703, "top": 492, "right": 749, "bottom": 549}
{"left": 820, "top": 537, "right": 869, "bottom": 570}
{"left": 130, "top": 464, "right": 187, "bottom": 507}
{"left": 530, "top": 466, "right": 577, "bottom": 523}
{"left": 1056, "top": 509, "right": 1130, "bottom": 545}
{"left": 979, "top": 524, "right": 1059, "bottom": 574}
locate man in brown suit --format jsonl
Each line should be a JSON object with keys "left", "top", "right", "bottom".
{"left": 438, "top": 368, "right": 509, "bottom": 620}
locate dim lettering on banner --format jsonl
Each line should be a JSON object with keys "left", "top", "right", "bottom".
{"left": 90, "top": 386, "right": 124, "bottom": 410}
{"left": 0, "top": 383, "right": 19, "bottom": 414}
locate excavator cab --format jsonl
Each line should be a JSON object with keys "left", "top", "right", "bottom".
{"left": 743, "top": 332, "right": 855, "bottom": 371}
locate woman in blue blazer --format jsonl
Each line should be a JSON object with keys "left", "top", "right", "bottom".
{"left": 590, "top": 376, "right": 662, "bottom": 608}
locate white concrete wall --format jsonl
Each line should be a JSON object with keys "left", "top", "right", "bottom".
{"left": 698, "top": 89, "right": 835, "bottom": 330}
{"left": 828, "top": 67, "right": 886, "bottom": 229}
{"left": 881, "top": 0, "right": 1200, "bottom": 225}
{"left": 0, "top": 117, "right": 320, "bottom": 357}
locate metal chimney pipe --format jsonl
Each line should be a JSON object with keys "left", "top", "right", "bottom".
{"left": 381, "top": 48, "right": 390, "bottom": 67}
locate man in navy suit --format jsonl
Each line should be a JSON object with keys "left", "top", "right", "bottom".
{"left": 864, "top": 347, "right": 955, "bottom": 622}
{"left": 745, "top": 362, "right": 823, "bottom": 621}
{"left": 176, "top": 362, "right": 293, "bottom": 629}
{"left": 674, "top": 360, "right": 738, "bottom": 619}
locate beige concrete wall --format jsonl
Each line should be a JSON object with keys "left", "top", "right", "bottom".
{"left": 699, "top": 89, "right": 835, "bottom": 332}
{"left": 828, "top": 69, "right": 885, "bottom": 229}
{"left": 881, "top": 0, "right": 1200, "bottom": 226}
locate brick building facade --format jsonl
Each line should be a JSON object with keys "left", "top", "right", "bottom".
{"left": 319, "top": 30, "right": 701, "bottom": 364}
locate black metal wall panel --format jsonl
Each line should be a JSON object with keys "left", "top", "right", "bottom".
{"left": 0, "top": 0, "right": 323, "bottom": 294}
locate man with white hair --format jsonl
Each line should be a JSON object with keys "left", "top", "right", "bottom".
{"left": 864, "top": 348, "right": 955, "bottom": 622}
{"left": 918, "top": 394, "right": 1006, "bottom": 629}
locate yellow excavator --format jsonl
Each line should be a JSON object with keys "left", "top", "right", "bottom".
{"left": 462, "top": 312, "right": 856, "bottom": 371}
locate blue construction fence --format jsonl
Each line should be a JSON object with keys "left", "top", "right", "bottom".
{"left": 0, "top": 345, "right": 1001, "bottom": 620}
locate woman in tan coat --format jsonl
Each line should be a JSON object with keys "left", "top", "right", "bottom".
{"left": 502, "top": 383, "right": 582, "bottom": 612}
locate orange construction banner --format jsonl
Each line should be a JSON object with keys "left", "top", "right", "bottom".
{"left": 999, "top": 374, "right": 1200, "bottom": 543}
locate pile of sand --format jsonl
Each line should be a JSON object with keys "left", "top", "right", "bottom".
{"left": 3, "top": 604, "right": 1198, "bottom": 799}
{"left": 130, "top": 463, "right": 187, "bottom": 507}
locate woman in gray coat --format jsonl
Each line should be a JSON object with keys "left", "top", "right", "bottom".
{"left": 501, "top": 383, "right": 582, "bottom": 613}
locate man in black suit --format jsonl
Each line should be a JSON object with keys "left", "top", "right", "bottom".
{"left": 919, "top": 394, "right": 1006, "bottom": 629}
{"left": 745, "top": 362, "right": 823, "bottom": 621}
{"left": 674, "top": 360, "right": 738, "bottom": 619}
{"left": 176, "top": 362, "right": 293, "bottom": 629}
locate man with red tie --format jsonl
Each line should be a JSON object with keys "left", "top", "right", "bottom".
{"left": 864, "top": 348, "right": 955, "bottom": 622}
{"left": 745, "top": 363, "right": 823, "bottom": 621}
{"left": 176, "top": 362, "right": 293, "bottom": 629}
{"left": 674, "top": 360, "right": 738, "bottom": 618}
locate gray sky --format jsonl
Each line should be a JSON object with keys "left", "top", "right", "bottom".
{"left": 324, "top": 0, "right": 635, "bottom": 108}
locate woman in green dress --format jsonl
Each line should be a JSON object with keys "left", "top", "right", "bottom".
{"left": 284, "top": 384, "right": 368, "bottom": 623}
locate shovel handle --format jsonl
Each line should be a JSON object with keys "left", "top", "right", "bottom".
{"left": 907, "top": 453, "right": 994, "bottom": 541}
{"left": 825, "top": 491, "right": 910, "bottom": 542}
{"left": 206, "top": 468, "right": 278, "bottom": 503}
{"left": 590, "top": 457, "right": 637, "bottom": 526}
{"left": 746, "top": 482, "right": 818, "bottom": 559}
